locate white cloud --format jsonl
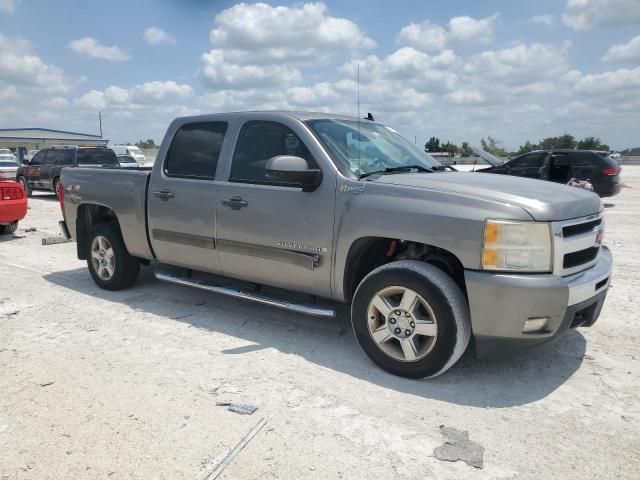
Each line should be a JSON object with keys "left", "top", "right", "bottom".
{"left": 42, "top": 96, "right": 70, "bottom": 109}
{"left": 0, "top": 34, "right": 69, "bottom": 92}
{"left": 130, "top": 81, "right": 193, "bottom": 104}
{"left": 76, "top": 90, "right": 107, "bottom": 110}
{"left": 530, "top": 14, "right": 555, "bottom": 26}
{"left": 397, "top": 14, "right": 499, "bottom": 52}
{"left": 563, "top": 0, "right": 640, "bottom": 30}
{"left": 602, "top": 35, "right": 640, "bottom": 64}
{"left": 143, "top": 27, "right": 176, "bottom": 46}
{"left": 0, "top": 0, "right": 17, "bottom": 14}
{"left": 0, "top": 85, "right": 17, "bottom": 100}
{"left": 445, "top": 89, "right": 486, "bottom": 105}
{"left": 573, "top": 66, "right": 640, "bottom": 94}
{"left": 207, "top": 2, "right": 375, "bottom": 65}
{"left": 201, "top": 50, "right": 301, "bottom": 88}
{"left": 68, "top": 37, "right": 130, "bottom": 62}
{"left": 75, "top": 81, "right": 194, "bottom": 111}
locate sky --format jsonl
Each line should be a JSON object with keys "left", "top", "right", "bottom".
{"left": 0, "top": 0, "right": 639, "bottom": 150}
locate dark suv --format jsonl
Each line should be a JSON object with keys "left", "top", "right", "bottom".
{"left": 476, "top": 149, "right": 622, "bottom": 197}
{"left": 17, "top": 146, "right": 119, "bottom": 197}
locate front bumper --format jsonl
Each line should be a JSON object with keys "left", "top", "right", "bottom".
{"left": 464, "top": 246, "right": 612, "bottom": 358}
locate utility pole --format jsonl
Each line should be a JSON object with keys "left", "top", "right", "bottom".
{"left": 98, "top": 111, "right": 103, "bottom": 137}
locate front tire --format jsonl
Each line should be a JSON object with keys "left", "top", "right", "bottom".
{"left": 17, "top": 176, "right": 31, "bottom": 197}
{"left": 87, "top": 222, "right": 140, "bottom": 291}
{"left": 351, "top": 260, "right": 471, "bottom": 378}
{"left": 0, "top": 222, "right": 18, "bottom": 235}
{"left": 52, "top": 177, "right": 60, "bottom": 198}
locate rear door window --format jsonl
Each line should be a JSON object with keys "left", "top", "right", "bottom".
{"left": 164, "top": 122, "right": 228, "bottom": 179}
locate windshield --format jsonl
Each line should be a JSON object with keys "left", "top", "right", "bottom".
{"left": 306, "top": 119, "right": 440, "bottom": 177}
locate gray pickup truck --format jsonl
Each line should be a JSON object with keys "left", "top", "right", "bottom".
{"left": 58, "top": 111, "right": 612, "bottom": 378}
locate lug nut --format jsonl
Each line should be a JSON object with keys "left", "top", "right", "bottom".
{"left": 394, "top": 328, "right": 401, "bottom": 335}
{"left": 405, "top": 329, "right": 411, "bottom": 336}
{"left": 395, "top": 310, "right": 401, "bottom": 316}
{"left": 405, "top": 312, "right": 411, "bottom": 317}
{"left": 410, "top": 321, "right": 415, "bottom": 328}
{"left": 389, "top": 318, "right": 396, "bottom": 324}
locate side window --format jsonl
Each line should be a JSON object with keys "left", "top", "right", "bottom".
{"left": 31, "top": 151, "right": 46, "bottom": 165}
{"left": 230, "top": 121, "right": 313, "bottom": 185}
{"left": 510, "top": 153, "right": 543, "bottom": 168}
{"left": 164, "top": 122, "right": 228, "bottom": 179}
{"left": 42, "top": 150, "right": 58, "bottom": 165}
{"left": 571, "top": 151, "right": 597, "bottom": 166}
{"left": 56, "top": 150, "right": 74, "bottom": 166}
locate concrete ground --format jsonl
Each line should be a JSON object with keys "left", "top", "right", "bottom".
{"left": 1, "top": 168, "right": 638, "bottom": 480}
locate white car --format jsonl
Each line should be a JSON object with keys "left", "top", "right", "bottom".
{"left": 0, "top": 148, "right": 17, "bottom": 162}
{"left": 0, "top": 159, "right": 19, "bottom": 180}
{"left": 111, "top": 145, "right": 146, "bottom": 165}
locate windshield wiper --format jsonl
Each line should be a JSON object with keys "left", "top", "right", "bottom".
{"left": 359, "top": 165, "right": 434, "bottom": 179}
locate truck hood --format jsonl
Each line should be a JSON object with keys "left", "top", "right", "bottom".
{"left": 373, "top": 172, "right": 602, "bottom": 221}
{"left": 470, "top": 146, "right": 504, "bottom": 166}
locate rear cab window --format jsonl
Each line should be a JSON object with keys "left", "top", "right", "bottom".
{"left": 77, "top": 149, "right": 119, "bottom": 166}
{"left": 164, "top": 122, "right": 228, "bottom": 179}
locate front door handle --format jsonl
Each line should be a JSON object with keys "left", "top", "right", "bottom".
{"left": 221, "top": 195, "right": 248, "bottom": 209}
{"left": 153, "top": 189, "right": 175, "bottom": 201}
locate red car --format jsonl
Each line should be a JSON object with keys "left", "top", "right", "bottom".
{"left": 0, "top": 179, "right": 27, "bottom": 234}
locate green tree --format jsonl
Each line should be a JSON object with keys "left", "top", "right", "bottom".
{"left": 517, "top": 141, "right": 536, "bottom": 155}
{"left": 441, "top": 141, "right": 458, "bottom": 156}
{"left": 459, "top": 141, "right": 473, "bottom": 157}
{"left": 577, "top": 136, "right": 609, "bottom": 151}
{"left": 136, "top": 139, "right": 158, "bottom": 150}
{"left": 424, "top": 136, "right": 440, "bottom": 152}
{"left": 538, "top": 133, "right": 576, "bottom": 150}
{"left": 480, "top": 136, "right": 508, "bottom": 157}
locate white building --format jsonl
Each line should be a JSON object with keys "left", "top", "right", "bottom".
{"left": 0, "top": 128, "right": 108, "bottom": 161}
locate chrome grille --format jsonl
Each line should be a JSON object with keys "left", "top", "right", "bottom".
{"left": 552, "top": 214, "right": 603, "bottom": 276}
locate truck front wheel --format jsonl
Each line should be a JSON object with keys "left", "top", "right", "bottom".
{"left": 87, "top": 222, "right": 140, "bottom": 291}
{"left": 351, "top": 260, "right": 471, "bottom": 378}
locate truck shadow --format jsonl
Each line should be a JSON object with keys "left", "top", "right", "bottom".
{"left": 44, "top": 266, "right": 586, "bottom": 408}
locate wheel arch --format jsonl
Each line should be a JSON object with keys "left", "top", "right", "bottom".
{"left": 75, "top": 203, "right": 121, "bottom": 260}
{"left": 342, "top": 236, "right": 467, "bottom": 303}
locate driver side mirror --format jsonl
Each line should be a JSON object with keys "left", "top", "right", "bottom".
{"left": 22, "top": 159, "right": 30, "bottom": 165}
{"left": 265, "top": 155, "right": 322, "bottom": 192}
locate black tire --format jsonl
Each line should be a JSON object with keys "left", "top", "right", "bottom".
{"left": 17, "top": 176, "right": 31, "bottom": 197}
{"left": 351, "top": 260, "right": 471, "bottom": 379}
{"left": 52, "top": 177, "right": 60, "bottom": 198}
{"left": 0, "top": 222, "right": 18, "bottom": 235}
{"left": 86, "top": 222, "right": 140, "bottom": 291}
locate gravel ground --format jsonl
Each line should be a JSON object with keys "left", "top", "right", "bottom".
{"left": 1, "top": 168, "right": 638, "bottom": 479}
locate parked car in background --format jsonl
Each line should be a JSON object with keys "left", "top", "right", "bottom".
{"left": 111, "top": 145, "right": 146, "bottom": 165}
{"left": 116, "top": 154, "right": 141, "bottom": 168}
{"left": 0, "top": 158, "right": 19, "bottom": 180}
{"left": 58, "top": 111, "right": 612, "bottom": 378}
{"left": 0, "top": 178, "right": 27, "bottom": 234}
{"left": 17, "top": 145, "right": 119, "bottom": 197}
{"left": 473, "top": 148, "right": 622, "bottom": 197}
{"left": 0, "top": 148, "right": 17, "bottom": 162}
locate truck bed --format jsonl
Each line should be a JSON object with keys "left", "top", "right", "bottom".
{"left": 60, "top": 166, "right": 154, "bottom": 260}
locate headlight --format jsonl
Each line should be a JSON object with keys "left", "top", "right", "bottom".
{"left": 482, "top": 220, "right": 552, "bottom": 272}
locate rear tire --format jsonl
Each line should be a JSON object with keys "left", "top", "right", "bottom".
{"left": 17, "top": 176, "right": 31, "bottom": 197}
{"left": 86, "top": 222, "right": 140, "bottom": 291}
{"left": 351, "top": 260, "right": 471, "bottom": 378}
{"left": 52, "top": 177, "right": 60, "bottom": 198}
{"left": 0, "top": 222, "right": 18, "bottom": 235}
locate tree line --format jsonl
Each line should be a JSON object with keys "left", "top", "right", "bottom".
{"left": 425, "top": 134, "right": 610, "bottom": 158}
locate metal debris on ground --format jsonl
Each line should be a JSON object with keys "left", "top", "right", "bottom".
{"left": 216, "top": 402, "right": 258, "bottom": 415}
{"left": 24, "top": 227, "right": 37, "bottom": 232}
{"left": 199, "top": 417, "right": 267, "bottom": 480}
{"left": 42, "top": 236, "right": 71, "bottom": 246}
{"left": 433, "top": 425, "right": 485, "bottom": 469}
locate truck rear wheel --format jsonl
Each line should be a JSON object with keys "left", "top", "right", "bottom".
{"left": 87, "top": 222, "right": 140, "bottom": 291}
{"left": 351, "top": 260, "right": 471, "bottom": 378}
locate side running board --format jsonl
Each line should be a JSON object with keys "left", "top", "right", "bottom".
{"left": 154, "top": 271, "right": 336, "bottom": 318}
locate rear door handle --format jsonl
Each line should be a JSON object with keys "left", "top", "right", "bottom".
{"left": 221, "top": 195, "right": 248, "bottom": 209}
{"left": 153, "top": 189, "right": 175, "bottom": 200}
